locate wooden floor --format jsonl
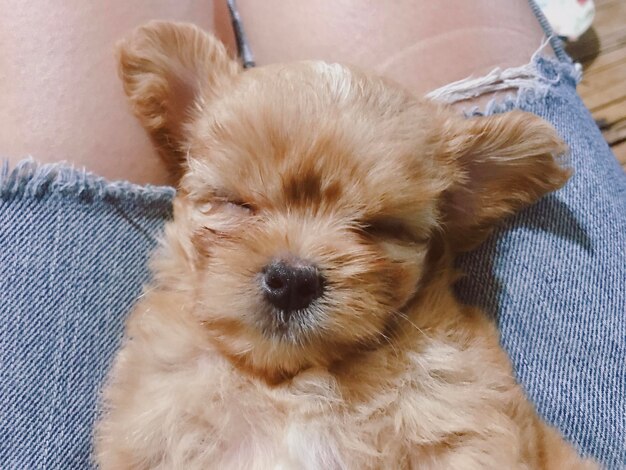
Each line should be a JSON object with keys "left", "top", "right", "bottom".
{"left": 566, "top": 0, "right": 626, "bottom": 169}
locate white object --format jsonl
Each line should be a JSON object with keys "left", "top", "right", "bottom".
{"left": 536, "top": 0, "right": 596, "bottom": 41}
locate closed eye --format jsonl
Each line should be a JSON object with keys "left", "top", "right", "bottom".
{"left": 219, "top": 200, "right": 255, "bottom": 218}
{"left": 228, "top": 200, "right": 255, "bottom": 212}
{"left": 361, "top": 218, "right": 427, "bottom": 244}
{"left": 212, "top": 194, "right": 256, "bottom": 215}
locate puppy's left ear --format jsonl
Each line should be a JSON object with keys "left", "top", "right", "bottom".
{"left": 440, "top": 110, "right": 571, "bottom": 252}
{"left": 118, "top": 21, "right": 240, "bottom": 180}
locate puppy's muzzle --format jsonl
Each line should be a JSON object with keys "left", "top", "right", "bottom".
{"left": 261, "top": 259, "right": 324, "bottom": 314}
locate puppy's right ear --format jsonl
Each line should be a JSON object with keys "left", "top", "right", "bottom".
{"left": 118, "top": 21, "right": 240, "bottom": 179}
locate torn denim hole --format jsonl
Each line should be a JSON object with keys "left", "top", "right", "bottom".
{"left": 425, "top": 38, "right": 582, "bottom": 108}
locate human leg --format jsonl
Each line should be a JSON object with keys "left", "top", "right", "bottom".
{"left": 0, "top": 0, "right": 215, "bottom": 186}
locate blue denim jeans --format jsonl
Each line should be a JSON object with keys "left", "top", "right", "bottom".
{"left": 456, "top": 57, "right": 626, "bottom": 467}
{"left": 2, "top": 25, "right": 626, "bottom": 470}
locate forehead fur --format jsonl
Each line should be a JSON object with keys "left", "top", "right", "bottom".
{"left": 183, "top": 61, "right": 450, "bottom": 224}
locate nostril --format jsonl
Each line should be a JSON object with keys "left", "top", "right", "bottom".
{"left": 263, "top": 261, "right": 293, "bottom": 292}
{"left": 265, "top": 271, "right": 285, "bottom": 291}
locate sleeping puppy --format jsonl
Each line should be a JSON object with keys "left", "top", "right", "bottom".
{"left": 94, "top": 21, "right": 597, "bottom": 469}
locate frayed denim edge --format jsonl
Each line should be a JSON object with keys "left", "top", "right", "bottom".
{"left": 465, "top": 56, "right": 581, "bottom": 117}
{"left": 0, "top": 159, "right": 175, "bottom": 207}
{"left": 427, "top": 52, "right": 580, "bottom": 110}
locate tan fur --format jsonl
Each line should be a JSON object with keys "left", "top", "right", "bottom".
{"left": 95, "top": 21, "right": 597, "bottom": 469}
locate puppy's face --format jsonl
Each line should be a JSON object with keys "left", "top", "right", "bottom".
{"left": 120, "top": 22, "right": 569, "bottom": 380}
{"left": 180, "top": 62, "right": 447, "bottom": 376}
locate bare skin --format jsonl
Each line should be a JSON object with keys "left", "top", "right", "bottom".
{"left": 0, "top": 0, "right": 547, "bottom": 186}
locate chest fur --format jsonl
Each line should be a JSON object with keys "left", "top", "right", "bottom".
{"left": 155, "top": 348, "right": 498, "bottom": 470}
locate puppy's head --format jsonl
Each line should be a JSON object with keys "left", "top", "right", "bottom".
{"left": 119, "top": 22, "right": 569, "bottom": 381}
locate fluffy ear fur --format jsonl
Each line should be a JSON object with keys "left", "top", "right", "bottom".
{"left": 440, "top": 110, "right": 571, "bottom": 252}
{"left": 118, "top": 21, "right": 240, "bottom": 180}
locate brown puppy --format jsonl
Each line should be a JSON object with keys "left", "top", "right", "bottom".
{"left": 95, "top": 21, "right": 597, "bottom": 469}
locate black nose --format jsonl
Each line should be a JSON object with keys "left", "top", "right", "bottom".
{"left": 261, "top": 260, "right": 324, "bottom": 313}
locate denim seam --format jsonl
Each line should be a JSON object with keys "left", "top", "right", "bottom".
{"left": 527, "top": 0, "right": 571, "bottom": 63}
